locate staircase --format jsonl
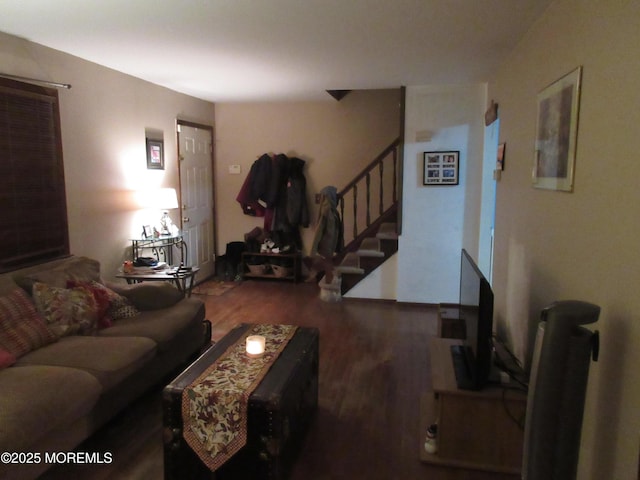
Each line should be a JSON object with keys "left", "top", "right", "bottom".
{"left": 335, "top": 214, "right": 399, "bottom": 295}
{"left": 332, "top": 138, "right": 401, "bottom": 295}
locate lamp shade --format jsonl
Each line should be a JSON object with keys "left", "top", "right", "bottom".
{"left": 138, "top": 188, "right": 179, "bottom": 210}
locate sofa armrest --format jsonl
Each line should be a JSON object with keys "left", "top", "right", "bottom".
{"left": 104, "top": 281, "right": 184, "bottom": 311}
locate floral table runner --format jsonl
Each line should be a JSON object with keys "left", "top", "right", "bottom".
{"left": 181, "top": 323, "right": 298, "bottom": 471}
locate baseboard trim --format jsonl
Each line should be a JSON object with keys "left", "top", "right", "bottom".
{"left": 342, "top": 297, "right": 437, "bottom": 308}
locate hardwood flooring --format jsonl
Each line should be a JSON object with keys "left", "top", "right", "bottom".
{"left": 40, "top": 279, "right": 516, "bottom": 479}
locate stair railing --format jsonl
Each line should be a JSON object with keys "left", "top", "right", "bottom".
{"left": 337, "top": 138, "right": 400, "bottom": 253}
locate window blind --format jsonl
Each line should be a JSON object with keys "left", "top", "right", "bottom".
{"left": 0, "top": 78, "right": 69, "bottom": 272}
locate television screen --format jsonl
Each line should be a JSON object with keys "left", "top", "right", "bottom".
{"left": 452, "top": 249, "right": 494, "bottom": 390}
{"left": 459, "top": 251, "right": 480, "bottom": 351}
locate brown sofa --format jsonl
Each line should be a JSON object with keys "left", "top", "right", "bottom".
{"left": 0, "top": 256, "right": 207, "bottom": 480}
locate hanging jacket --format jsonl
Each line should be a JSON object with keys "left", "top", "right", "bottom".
{"left": 249, "top": 153, "right": 273, "bottom": 206}
{"left": 311, "top": 186, "right": 343, "bottom": 258}
{"left": 286, "top": 157, "right": 310, "bottom": 228}
{"left": 236, "top": 153, "right": 274, "bottom": 218}
{"left": 236, "top": 170, "right": 266, "bottom": 217}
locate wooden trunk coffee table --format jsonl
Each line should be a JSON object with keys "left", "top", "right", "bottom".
{"left": 163, "top": 323, "right": 319, "bottom": 480}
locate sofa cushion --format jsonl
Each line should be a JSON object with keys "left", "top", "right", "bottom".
{"left": 0, "top": 288, "right": 58, "bottom": 357}
{"left": 0, "top": 365, "right": 102, "bottom": 452}
{"left": 0, "top": 275, "right": 20, "bottom": 297}
{"left": 98, "top": 298, "right": 205, "bottom": 352}
{"left": 13, "top": 256, "right": 102, "bottom": 294}
{"left": 32, "top": 282, "right": 100, "bottom": 337}
{"left": 106, "top": 281, "right": 184, "bottom": 310}
{"left": 15, "top": 336, "right": 157, "bottom": 391}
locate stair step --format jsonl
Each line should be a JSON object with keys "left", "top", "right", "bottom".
{"left": 335, "top": 265, "right": 365, "bottom": 275}
{"left": 336, "top": 252, "right": 365, "bottom": 275}
{"left": 376, "top": 222, "right": 398, "bottom": 240}
{"left": 357, "top": 237, "right": 385, "bottom": 258}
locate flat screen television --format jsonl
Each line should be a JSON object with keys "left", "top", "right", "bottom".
{"left": 450, "top": 249, "right": 494, "bottom": 390}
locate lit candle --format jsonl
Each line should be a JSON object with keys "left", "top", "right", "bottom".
{"left": 246, "top": 335, "right": 266, "bottom": 357}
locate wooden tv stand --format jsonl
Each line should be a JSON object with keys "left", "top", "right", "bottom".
{"left": 420, "top": 336, "right": 526, "bottom": 475}
{"left": 436, "top": 303, "right": 465, "bottom": 339}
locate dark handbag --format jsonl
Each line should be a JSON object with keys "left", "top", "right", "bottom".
{"left": 134, "top": 256, "right": 157, "bottom": 267}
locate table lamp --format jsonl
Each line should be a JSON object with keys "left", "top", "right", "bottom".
{"left": 156, "top": 188, "right": 179, "bottom": 235}
{"left": 138, "top": 188, "right": 179, "bottom": 235}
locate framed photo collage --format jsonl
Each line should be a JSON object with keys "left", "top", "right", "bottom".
{"left": 423, "top": 151, "right": 459, "bottom": 186}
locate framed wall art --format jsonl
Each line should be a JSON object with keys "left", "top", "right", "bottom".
{"left": 533, "top": 66, "right": 582, "bottom": 192}
{"left": 423, "top": 151, "right": 459, "bottom": 186}
{"left": 146, "top": 138, "right": 164, "bottom": 170}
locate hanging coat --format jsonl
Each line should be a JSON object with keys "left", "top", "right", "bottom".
{"left": 236, "top": 154, "right": 272, "bottom": 217}
{"left": 286, "top": 157, "right": 310, "bottom": 228}
{"left": 311, "top": 186, "right": 343, "bottom": 258}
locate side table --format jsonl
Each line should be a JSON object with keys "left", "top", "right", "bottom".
{"left": 116, "top": 267, "right": 199, "bottom": 297}
{"left": 129, "top": 233, "right": 186, "bottom": 265}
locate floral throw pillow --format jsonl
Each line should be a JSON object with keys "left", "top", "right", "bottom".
{"left": 0, "top": 288, "right": 58, "bottom": 357}
{"left": 32, "top": 282, "right": 100, "bottom": 337}
{"left": 67, "top": 280, "right": 113, "bottom": 329}
{"left": 67, "top": 280, "right": 139, "bottom": 322}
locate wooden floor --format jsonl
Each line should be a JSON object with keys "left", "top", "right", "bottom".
{"left": 40, "top": 279, "right": 516, "bottom": 480}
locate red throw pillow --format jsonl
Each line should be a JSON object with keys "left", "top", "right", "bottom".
{"left": 0, "top": 348, "right": 16, "bottom": 369}
{"left": 66, "top": 280, "right": 113, "bottom": 329}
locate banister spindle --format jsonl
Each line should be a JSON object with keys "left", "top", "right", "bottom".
{"left": 339, "top": 195, "right": 345, "bottom": 242}
{"left": 352, "top": 185, "right": 358, "bottom": 239}
{"left": 379, "top": 161, "right": 384, "bottom": 216}
{"left": 392, "top": 147, "right": 398, "bottom": 203}
{"left": 366, "top": 173, "right": 371, "bottom": 227}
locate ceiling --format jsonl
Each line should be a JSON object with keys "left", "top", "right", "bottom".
{"left": 0, "top": 0, "right": 552, "bottom": 102}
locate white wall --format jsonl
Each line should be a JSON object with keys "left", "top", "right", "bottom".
{"left": 396, "top": 84, "right": 486, "bottom": 303}
{"left": 489, "top": 1, "right": 640, "bottom": 477}
{"left": 0, "top": 31, "right": 216, "bottom": 280}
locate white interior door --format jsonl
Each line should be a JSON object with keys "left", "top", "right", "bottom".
{"left": 178, "top": 122, "right": 215, "bottom": 281}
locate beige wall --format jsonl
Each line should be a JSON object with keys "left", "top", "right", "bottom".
{"left": 489, "top": 1, "right": 640, "bottom": 477}
{"left": 213, "top": 89, "right": 401, "bottom": 255}
{"left": 0, "top": 32, "right": 215, "bottom": 281}
{"left": 2, "top": 31, "right": 400, "bottom": 274}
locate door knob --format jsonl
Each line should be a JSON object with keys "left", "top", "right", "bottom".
{"left": 183, "top": 217, "right": 190, "bottom": 223}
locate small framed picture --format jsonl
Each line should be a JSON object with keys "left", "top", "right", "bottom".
{"left": 146, "top": 138, "right": 164, "bottom": 170}
{"left": 142, "top": 225, "right": 153, "bottom": 238}
{"left": 423, "top": 151, "right": 459, "bottom": 186}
